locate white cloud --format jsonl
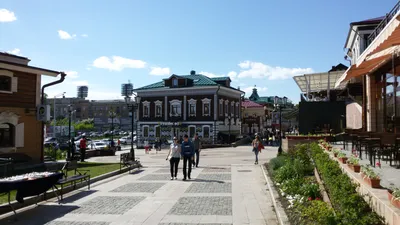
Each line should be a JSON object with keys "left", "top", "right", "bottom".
{"left": 81, "top": 34, "right": 88, "bottom": 38}
{"left": 86, "top": 67, "right": 92, "bottom": 71}
{"left": 58, "top": 30, "right": 76, "bottom": 40}
{"left": 150, "top": 67, "right": 171, "bottom": 76}
{"left": 71, "top": 80, "right": 89, "bottom": 86}
{"left": 65, "top": 71, "right": 79, "bottom": 79}
{"left": 237, "top": 61, "right": 314, "bottom": 80}
{"left": 0, "top": 9, "right": 16, "bottom": 22}
{"left": 242, "top": 86, "right": 268, "bottom": 95}
{"left": 92, "top": 56, "right": 146, "bottom": 71}
{"left": 7, "top": 48, "right": 21, "bottom": 56}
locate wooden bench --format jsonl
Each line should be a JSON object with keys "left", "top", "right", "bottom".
{"left": 53, "top": 160, "right": 90, "bottom": 201}
{"left": 120, "top": 153, "right": 141, "bottom": 173}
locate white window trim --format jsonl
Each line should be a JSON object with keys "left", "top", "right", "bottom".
{"left": 202, "top": 125, "right": 211, "bottom": 138}
{"left": 0, "top": 70, "right": 16, "bottom": 94}
{"left": 219, "top": 99, "right": 224, "bottom": 116}
{"left": 169, "top": 99, "right": 182, "bottom": 117}
{"left": 235, "top": 102, "right": 239, "bottom": 117}
{"left": 188, "top": 125, "right": 196, "bottom": 138}
{"left": 202, "top": 98, "right": 211, "bottom": 117}
{"left": 154, "top": 100, "right": 163, "bottom": 118}
{"left": 142, "top": 125, "right": 150, "bottom": 138}
{"left": 188, "top": 98, "right": 197, "bottom": 117}
{"left": 230, "top": 101, "right": 235, "bottom": 117}
{"left": 142, "top": 101, "right": 150, "bottom": 118}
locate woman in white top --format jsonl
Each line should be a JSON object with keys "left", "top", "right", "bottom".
{"left": 166, "top": 137, "right": 181, "bottom": 180}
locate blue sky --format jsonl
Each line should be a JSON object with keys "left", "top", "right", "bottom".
{"left": 0, "top": 0, "right": 397, "bottom": 103}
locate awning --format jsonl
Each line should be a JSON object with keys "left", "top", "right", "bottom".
{"left": 293, "top": 71, "right": 347, "bottom": 93}
{"left": 335, "top": 54, "right": 393, "bottom": 88}
{"left": 368, "top": 24, "right": 400, "bottom": 57}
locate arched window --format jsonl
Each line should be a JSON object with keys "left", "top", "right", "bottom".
{"left": 0, "top": 123, "right": 14, "bottom": 147}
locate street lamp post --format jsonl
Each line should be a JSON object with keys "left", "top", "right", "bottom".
{"left": 125, "top": 95, "right": 140, "bottom": 161}
{"left": 53, "top": 92, "right": 66, "bottom": 138}
{"left": 274, "top": 96, "right": 287, "bottom": 155}
{"left": 109, "top": 109, "right": 116, "bottom": 143}
{"left": 67, "top": 104, "right": 73, "bottom": 160}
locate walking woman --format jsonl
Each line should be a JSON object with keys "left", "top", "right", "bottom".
{"left": 166, "top": 137, "right": 181, "bottom": 180}
{"left": 252, "top": 135, "right": 264, "bottom": 165}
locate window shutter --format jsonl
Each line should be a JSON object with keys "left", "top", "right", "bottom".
{"left": 15, "top": 123, "right": 25, "bottom": 147}
{"left": 11, "top": 77, "right": 18, "bottom": 92}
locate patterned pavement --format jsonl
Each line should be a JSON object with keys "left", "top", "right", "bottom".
{"left": 0, "top": 146, "right": 279, "bottom": 225}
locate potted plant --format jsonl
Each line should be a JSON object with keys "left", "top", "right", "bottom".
{"left": 387, "top": 187, "right": 400, "bottom": 209}
{"left": 337, "top": 152, "right": 348, "bottom": 164}
{"left": 347, "top": 155, "right": 360, "bottom": 173}
{"left": 361, "top": 165, "right": 381, "bottom": 188}
{"left": 333, "top": 149, "right": 341, "bottom": 157}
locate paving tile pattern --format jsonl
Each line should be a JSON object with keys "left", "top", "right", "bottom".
{"left": 202, "top": 168, "right": 231, "bottom": 173}
{"left": 71, "top": 196, "right": 145, "bottom": 214}
{"left": 185, "top": 182, "right": 232, "bottom": 193}
{"left": 196, "top": 173, "right": 231, "bottom": 181}
{"left": 45, "top": 222, "right": 109, "bottom": 225}
{"left": 153, "top": 168, "right": 173, "bottom": 173}
{"left": 168, "top": 197, "right": 232, "bottom": 215}
{"left": 159, "top": 224, "right": 232, "bottom": 225}
{"left": 111, "top": 182, "right": 165, "bottom": 193}
{"left": 138, "top": 174, "right": 173, "bottom": 180}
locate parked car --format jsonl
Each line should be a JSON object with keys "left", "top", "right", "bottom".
{"left": 119, "top": 137, "right": 132, "bottom": 145}
{"left": 93, "top": 142, "right": 107, "bottom": 150}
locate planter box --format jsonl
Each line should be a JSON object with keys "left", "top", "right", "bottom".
{"left": 348, "top": 164, "right": 361, "bottom": 173}
{"left": 364, "top": 177, "right": 381, "bottom": 188}
{"left": 334, "top": 153, "right": 338, "bottom": 157}
{"left": 388, "top": 190, "right": 400, "bottom": 209}
{"left": 338, "top": 157, "right": 348, "bottom": 164}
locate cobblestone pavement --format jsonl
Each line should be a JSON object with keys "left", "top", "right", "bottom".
{"left": 0, "top": 146, "right": 279, "bottom": 225}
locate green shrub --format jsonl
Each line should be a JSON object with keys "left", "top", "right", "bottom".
{"left": 44, "top": 146, "right": 65, "bottom": 160}
{"left": 269, "top": 154, "right": 289, "bottom": 170}
{"left": 296, "top": 200, "right": 337, "bottom": 225}
{"left": 310, "top": 143, "right": 383, "bottom": 225}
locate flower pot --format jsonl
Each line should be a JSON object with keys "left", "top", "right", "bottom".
{"left": 334, "top": 153, "right": 338, "bottom": 157}
{"left": 365, "top": 177, "right": 381, "bottom": 188}
{"left": 348, "top": 164, "right": 360, "bottom": 173}
{"left": 338, "top": 157, "right": 348, "bottom": 164}
{"left": 388, "top": 190, "right": 400, "bottom": 209}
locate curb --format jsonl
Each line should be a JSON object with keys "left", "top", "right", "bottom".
{"left": 261, "top": 164, "right": 290, "bottom": 225}
{"left": 0, "top": 166, "right": 138, "bottom": 216}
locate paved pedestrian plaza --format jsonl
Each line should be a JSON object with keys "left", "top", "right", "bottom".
{"left": 0, "top": 146, "right": 279, "bottom": 225}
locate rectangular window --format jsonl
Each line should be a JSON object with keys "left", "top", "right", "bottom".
{"left": 190, "top": 104, "right": 195, "bottom": 115}
{"left": 144, "top": 106, "right": 149, "bottom": 116}
{"left": 0, "top": 76, "right": 11, "bottom": 92}
{"left": 143, "top": 126, "right": 149, "bottom": 138}
{"left": 0, "top": 123, "right": 14, "bottom": 147}
{"left": 173, "top": 79, "right": 178, "bottom": 87}
{"left": 204, "top": 103, "right": 210, "bottom": 116}
{"left": 219, "top": 103, "right": 223, "bottom": 116}
{"left": 225, "top": 104, "right": 228, "bottom": 114}
{"left": 155, "top": 126, "right": 161, "bottom": 138}
{"left": 189, "top": 126, "right": 196, "bottom": 138}
{"left": 156, "top": 105, "right": 162, "bottom": 117}
{"left": 203, "top": 126, "right": 210, "bottom": 138}
{"left": 172, "top": 105, "right": 181, "bottom": 116}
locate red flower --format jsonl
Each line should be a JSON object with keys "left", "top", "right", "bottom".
{"left": 340, "top": 148, "right": 343, "bottom": 150}
{"left": 308, "top": 197, "right": 312, "bottom": 201}
{"left": 315, "top": 197, "right": 321, "bottom": 201}
{"left": 376, "top": 162, "right": 381, "bottom": 167}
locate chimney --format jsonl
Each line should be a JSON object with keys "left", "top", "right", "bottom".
{"left": 190, "top": 70, "right": 196, "bottom": 75}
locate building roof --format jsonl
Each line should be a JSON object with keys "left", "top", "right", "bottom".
{"left": 210, "top": 77, "right": 231, "bottom": 82}
{"left": 135, "top": 74, "right": 234, "bottom": 91}
{"left": 242, "top": 100, "right": 263, "bottom": 108}
{"left": 351, "top": 16, "right": 385, "bottom": 26}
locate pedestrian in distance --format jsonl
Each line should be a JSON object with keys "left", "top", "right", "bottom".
{"left": 166, "top": 137, "right": 181, "bottom": 180}
{"left": 192, "top": 133, "right": 201, "bottom": 168}
{"left": 181, "top": 134, "right": 195, "bottom": 181}
{"left": 79, "top": 136, "right": 87, "bottom": 162}
{"left": 252, "top": 135, "right": 264, "bottom": 165}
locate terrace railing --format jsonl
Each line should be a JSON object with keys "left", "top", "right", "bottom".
{"left": 367, "top": 1, "right": 400, "bottom": 45}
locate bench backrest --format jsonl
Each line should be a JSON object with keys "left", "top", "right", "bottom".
{"left": 120, "top": 153, "right": 130, "bottom": 162}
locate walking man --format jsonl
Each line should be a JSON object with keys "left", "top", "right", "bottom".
{"left": 192, "top": 133, "right": 201, "bottom": 168}
{"left": 79, "top": 136, "right": 87, "bottom": 162}
{"left": 181, "top": 134, "right": 195, "bottom": 181}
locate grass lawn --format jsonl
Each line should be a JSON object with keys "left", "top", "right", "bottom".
{"left": 0, "top": 162, "right": 121, "bottom": 205}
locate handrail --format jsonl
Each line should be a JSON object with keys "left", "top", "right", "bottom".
{"left": 368, "top": 1, "right": 400, "bottom": 44}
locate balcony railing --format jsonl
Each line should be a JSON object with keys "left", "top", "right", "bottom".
{"left": 367, "top": 1, "right": 400, "bottom": 45}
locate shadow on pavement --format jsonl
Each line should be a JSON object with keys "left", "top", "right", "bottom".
{"left": 61, "top": 190, "right": 97, "bottom": 204}
{"left": 190, "top": 179, "right": 225, "bottom": 184}
{"left": 0, "top": 205, "right": 79, "bottom": 225}
{"left": 127, "top": 169, "right": 145, "bottom": 175}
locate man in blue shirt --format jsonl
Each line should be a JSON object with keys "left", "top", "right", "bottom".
{"left": 181, "top": 134, "right": 195, "bottom": 180}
